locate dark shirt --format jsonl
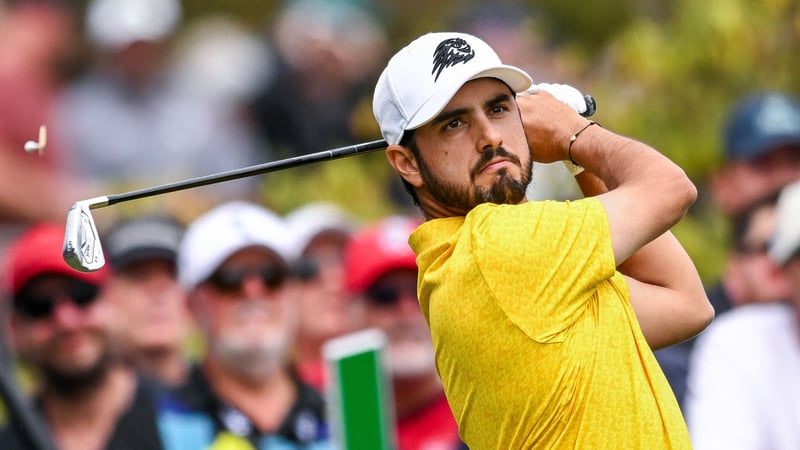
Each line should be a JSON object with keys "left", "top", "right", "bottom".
{"left": 0, "top": 376, "right": 163, "bottom": 450}
{"left": 156, "top": 364, "right": 329, "bottom": 449}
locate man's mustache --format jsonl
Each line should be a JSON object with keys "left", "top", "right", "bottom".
{"left": 470, "top": 146, "right": 521, "bottom": 180}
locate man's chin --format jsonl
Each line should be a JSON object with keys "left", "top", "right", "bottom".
{"left": 388, "top": 342, "right": 436, "bottom": 377}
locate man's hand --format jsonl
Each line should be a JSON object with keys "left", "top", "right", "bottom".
{"left": 517, "top": 89, "right": 590, "bottom": 164}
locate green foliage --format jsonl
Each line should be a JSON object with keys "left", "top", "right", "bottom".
{"left": 553, "top": 0, "right": 800, "bottom": 283}
{"left": 257, "top": 151, "right": 402, "bottom": 220}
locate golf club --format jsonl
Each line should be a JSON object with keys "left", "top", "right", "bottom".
{"left": 63, "top": 139, "right": 388, "bottom": 271}
{"left": 63, "top": 94, "right": 597, "bottom": 272}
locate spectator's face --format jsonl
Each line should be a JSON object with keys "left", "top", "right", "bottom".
{"left": 295, "top": 233, "right": 355, "bottom": 344}
{"left": 360, "top": 268, "right": 435, "bottom": 378}
{"left": 192, "top": 247, "right": 296, "bottom": 380}
{"left": 711, "top": 145, "right": 800, "bottom": 216}
{"left": 10, "top": 274, "right": 113, "bottom": 388}
{"left": 725, "top": 204, "right": 792, "bottom": 305}
{"left": 407, "top": 78, "right": 532, "bottom": 214}
{"left": 105, "top": 258, "right": 191, "bottom": 354}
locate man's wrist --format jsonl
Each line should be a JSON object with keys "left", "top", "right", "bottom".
{"left": 567, "top": 120, "right": 600, "bottom": 166}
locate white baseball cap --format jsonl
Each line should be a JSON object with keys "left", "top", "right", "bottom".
{"left": 769, "top": 180, "right": 800, "bottom": 265}
{"left": 285, "top": 202, "right": 356, "bottom": 255}
{"left": 372, "top": 32, "right": 533, "bottom": 145}
{"left": 178, "top": 201, "right": 298, "bottom": 289}
{"left": 86, "top": 0, "right": 181, "bottom": 50}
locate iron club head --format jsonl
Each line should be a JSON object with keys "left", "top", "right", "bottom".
{"left": 63, "top": 197, "right": 109, "bottom": 272}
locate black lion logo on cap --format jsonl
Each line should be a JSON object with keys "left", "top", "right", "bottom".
{"left": 432, "top": 38, "right": 475, "bottom": 82}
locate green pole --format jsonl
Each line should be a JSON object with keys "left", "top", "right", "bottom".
{"left": 323, "top": 328, "right": 395, "bottom": 450}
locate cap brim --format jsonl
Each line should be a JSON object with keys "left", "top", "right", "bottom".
{"left": 730, "top": 135, "right": 800, "bottom": 160}
{"left": 110, "top": 247, "right": 176, "bottom": 270}
{"left": 406, "top": 65, "right": 533, "bottom": 131}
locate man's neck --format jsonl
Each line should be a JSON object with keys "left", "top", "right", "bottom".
{"left": 129, "top": 347, "right": 188, "bottom": 387}
{"left": 42, "top": 365, "right": 137, "bottom": 450}
{"left": 203, "top": 358, "right": 297, "bottom": 433}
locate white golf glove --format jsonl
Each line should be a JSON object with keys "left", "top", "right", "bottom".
{"left": 520, "top": 83, "right": 589, "bottom": 116}
{"left": 521, "top": 83, "right": 590, "bottom": 175}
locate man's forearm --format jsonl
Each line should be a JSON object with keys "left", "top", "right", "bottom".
{"left": 573, "top": 167, "right": 713, "bottom": 347}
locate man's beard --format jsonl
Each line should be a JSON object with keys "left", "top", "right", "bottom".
{"left": 414, "top": 141, "right": 532, "bottom": 211}
{"left": 210, "top": 298, "right": 295, "bottom": 382}
{"left": 385, "top": 323, "right": 436, "bottom": 379}
{"left": 40, "top": 349, "right": 112, "bottom": 398}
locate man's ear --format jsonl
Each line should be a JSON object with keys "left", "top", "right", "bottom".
{"left": 386, "top": 144, "right": 423, "bottom": 188}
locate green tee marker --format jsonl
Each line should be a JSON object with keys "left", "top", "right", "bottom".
{"left": 323, "top": 328, "right": 396, "bottom": 450}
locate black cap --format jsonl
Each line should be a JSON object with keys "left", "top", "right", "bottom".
{"left": 104, "top": 215, "right": 184, "bottom": 270}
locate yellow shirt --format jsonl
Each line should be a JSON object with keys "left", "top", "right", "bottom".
{"left": 409, "top": 199, "right": 691, "bottom": 450}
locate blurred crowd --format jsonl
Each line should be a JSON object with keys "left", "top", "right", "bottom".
{"left": 0, "top": 0, "right": 799, "bottom": 449}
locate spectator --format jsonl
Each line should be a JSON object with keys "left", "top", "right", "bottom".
{"left": 285, "top": 202, "right": 358, "bottom": 391}
{"left": 248, "top": 0, "right": 388, "bottom": 158}
{"left": 155, "top": 201, "right": 330, "bottom": 449}
{"left": 344, "top": 215, "right": 461, "bottom": 450}
{"left": 657, "top": 197, "right": 792, "bottom": 409}
{"left": 655, "top": 90, "right": 800, "bottom": 409}
{"left": 709, "top": 91, "right": 800, "bottom": 219}
{"left": 0, "top": 223, "right": 162, "bottom": 450}
{"left": 685, "top": 180, "right": 800, "bottom": 449}
{"left": 715, "top": 196, "right": 791, "bottom": 311}
{"left": 54, "top": 0, "right": 262, "bottom": 222}
{"left": 102, "top": 214, "right": 192, "bottom": 387}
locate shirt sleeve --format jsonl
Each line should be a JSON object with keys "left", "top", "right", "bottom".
{"left": 467, "top": 199, "right": 615, "bottom": 343}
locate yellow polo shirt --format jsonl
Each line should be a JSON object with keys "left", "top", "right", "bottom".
{"left": 409, "top": 199, "right": 690, "bottom": 449}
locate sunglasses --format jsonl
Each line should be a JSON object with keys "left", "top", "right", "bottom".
{"left": 291, "top": 259, "right": 319, "bottom": 282}
{"left": 735, "top": 240, "right": 770, "bottom": 256}
{"left": 206, "top": 265, "right": 288, "bottom": 294}
{"left": 13, "top": 280, "right": 100, "bottom": 320}
{"left": 365, "top": 282, "right": 418, "bottom": 307}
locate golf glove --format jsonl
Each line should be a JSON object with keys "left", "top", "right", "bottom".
{"left": 521, "top": 83, "right": 589, "bottom": 116}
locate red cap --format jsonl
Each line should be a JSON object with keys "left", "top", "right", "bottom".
{"left": 3, "top": 223, "right": 109, "bottom": 295}
{"left": 344, "top": 216, "right": 421, "bottom": 294}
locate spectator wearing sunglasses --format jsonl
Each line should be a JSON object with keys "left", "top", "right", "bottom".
{"left": 285, "top": 202, "right": 358, "bottom": 391}
{"left": 156, "top": 201, "right": 330, "bottom": 449}
{"left": 344, "top": 215, "right": 462, "bottom": 450}
{"left": 0, "top": 223, "right": 164, "bottom": 450}
{"left": 102, "top": 214, "right": 192, "bottom": 388}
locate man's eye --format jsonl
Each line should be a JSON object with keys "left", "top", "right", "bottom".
{"left": 445, "top": 119, "right": 461, "bottom": 129}
{"left": 490, "top": 105, "right": 508, "bottom": 114}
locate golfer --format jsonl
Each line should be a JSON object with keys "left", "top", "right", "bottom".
{"left": 373, "top": 31, "right": 713, "bottom": 449}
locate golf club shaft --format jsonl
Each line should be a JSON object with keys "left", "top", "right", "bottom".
{"left": 88, "top": 93, "right": 596, "bottom": 209}
{"left": 96, "top": 139, "right": 387, "bottom": 208}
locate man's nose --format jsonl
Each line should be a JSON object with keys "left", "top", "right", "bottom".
{"left": 475, "top": 115, "right": 503, "bottom": 152}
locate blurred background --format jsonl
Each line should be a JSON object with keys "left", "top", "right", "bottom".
{"left": 2, "top": 0, "right": 799, "bottom": 286}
